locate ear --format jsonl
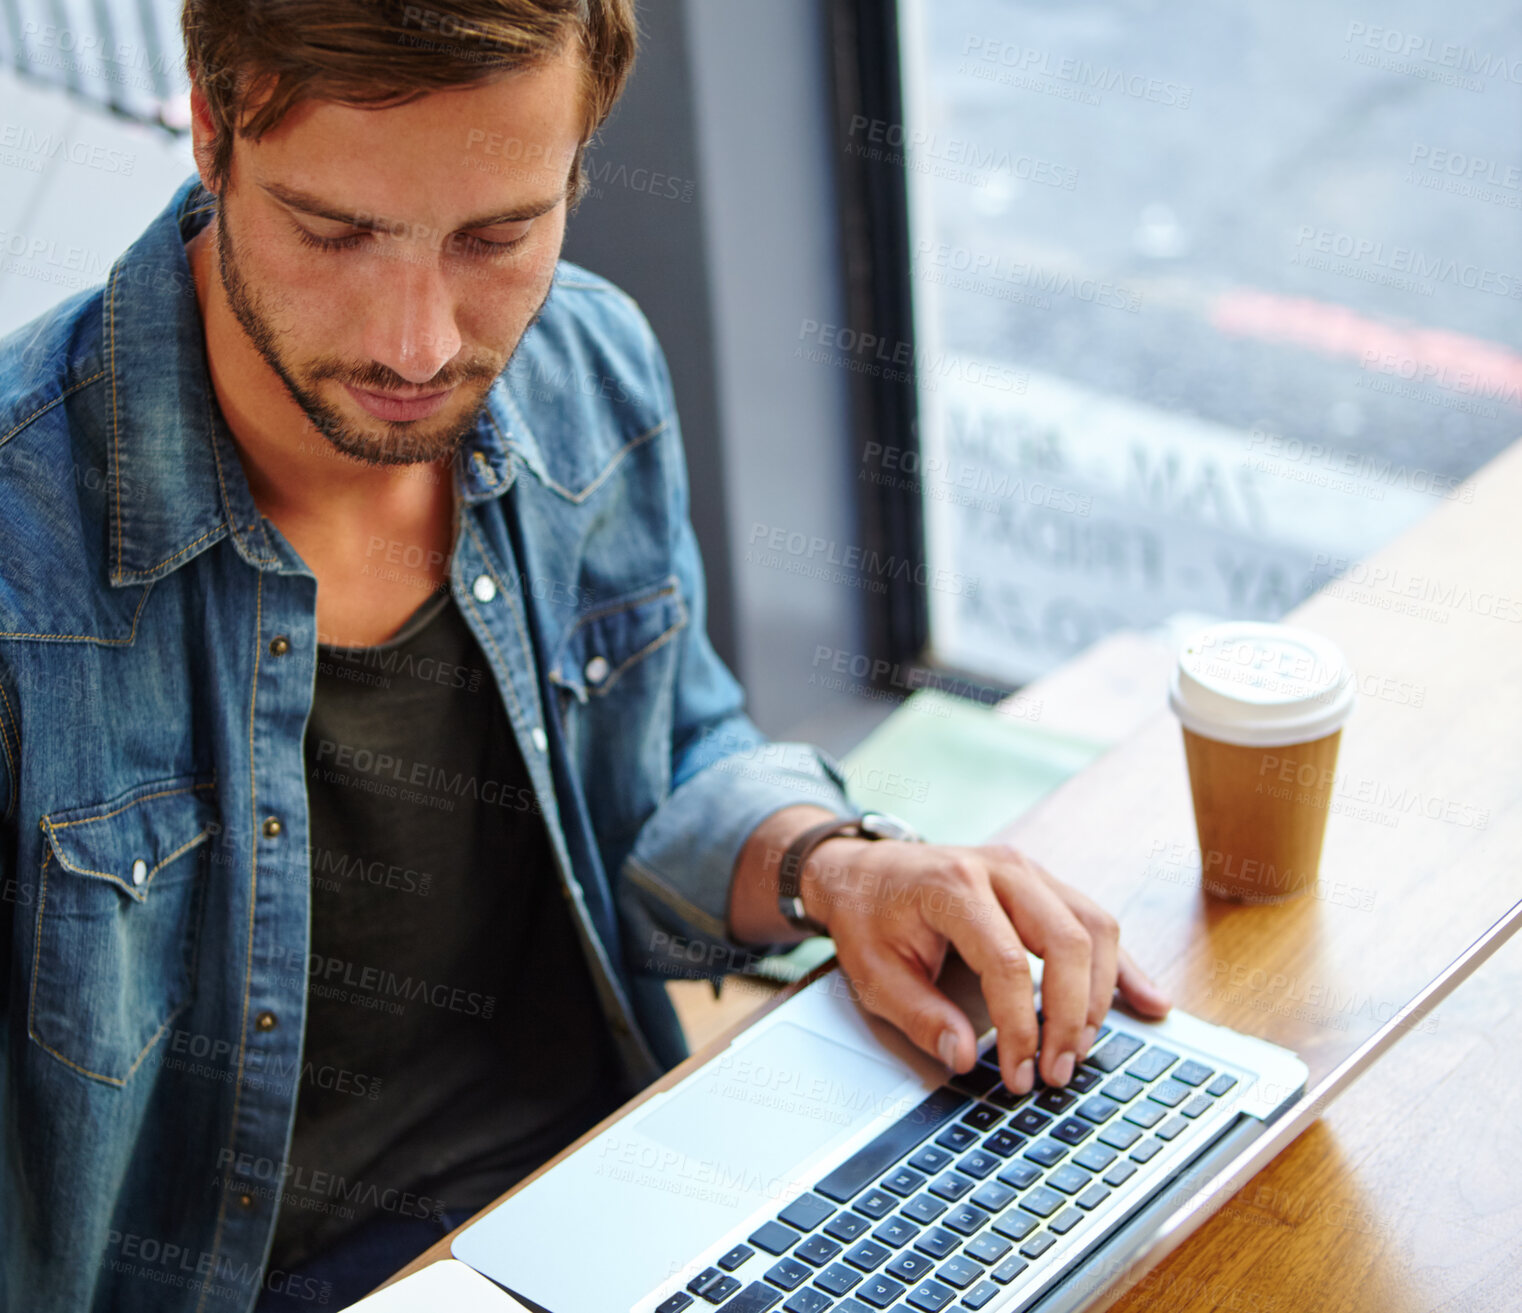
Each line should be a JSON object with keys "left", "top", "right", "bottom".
{"left": 188, "top": 80, "right": 220, "bottom": 195}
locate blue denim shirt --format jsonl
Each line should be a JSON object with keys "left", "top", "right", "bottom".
{"left": 0, "top": 177, "right": 851, "bottom": 1313}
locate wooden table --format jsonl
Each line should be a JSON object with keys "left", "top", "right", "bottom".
{"left": 384, "top": 442, "right": 1522, "bottom": 1308}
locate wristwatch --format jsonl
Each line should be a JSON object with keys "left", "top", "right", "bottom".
{"left": 777, "top": 811, "right": 923, "bottom": 936}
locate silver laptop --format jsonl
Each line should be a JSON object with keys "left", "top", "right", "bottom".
{"left": 450, "top": 898, "right": 1522, "bottom": 1313}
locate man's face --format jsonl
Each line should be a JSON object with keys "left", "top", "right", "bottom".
{"left": 200, "top": 45, "right": 584, "bottom": 466}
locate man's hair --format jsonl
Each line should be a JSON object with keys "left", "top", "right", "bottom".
{"left": 181, "top": 0, "right": 637, "bottom": 201}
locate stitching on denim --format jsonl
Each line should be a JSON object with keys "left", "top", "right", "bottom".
{"left": 565, "top": 578, "right": 679, "bottom": 632}
{"left": 624, "top": 854, "right": 730, "bottom": 942}
{"left": 195, "top": 568, "right": 264, "bottom": 1313}
{"left": 45, "top": 780, "right": 213, "bottom": 830}
{"left": 108, "top": 261, "right": 123, "bottom": 580}
{"left": 0, "top": 682, "right": 18, "bottom": 822}
{"left": 45, "top": 824, "right": 213, "bottom": 898}
{"left": 542, "top": 420, "right": 668, "bottom": 504}
{"left": 0, "top": 581, "right": 153, "bottom": 644}
{"left": 112, "top": 525, "right": 222, "bottom": 581}
{"left": 206, "top": 388, "right": 278, "bottom": 567}
{"left": 0, "top": 370, "right": 108, "bottom": 448}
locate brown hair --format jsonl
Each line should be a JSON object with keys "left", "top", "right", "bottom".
{"left": 182, "top": 0, "right": 637, "bottom": 201}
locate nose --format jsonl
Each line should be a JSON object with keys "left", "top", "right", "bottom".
{"left": 361, "top": 248, "right": 461, "bottom": 385}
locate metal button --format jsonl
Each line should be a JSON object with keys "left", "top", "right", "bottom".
{"left": 472, "top": 574, "right": 497, "bottom": 603}
{"left": 261, "top": 816, "right": 282, "bottom": 839}
{"left": 584, "top": 655, "right": 611, "bottom": 686}
{"left": 530, "top": 726, "right": 548, "bottom": 753}
{"left": 239, "top": 1193, "right": 254, "bottom": 1210}
{"left": 255, "top": 1011, "right": 277, "bottom": 1031}
{"left": 130, "top": 858, "right": 147, "bottom": 887}
{"left": 269, "top": 635, "right": 291, "bottom": 657}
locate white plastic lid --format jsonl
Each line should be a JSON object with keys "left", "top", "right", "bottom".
{"left": 1168, "top": 621, "right": 1356, "bottom": 748}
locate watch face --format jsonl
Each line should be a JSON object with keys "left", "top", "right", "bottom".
{"left": 860, "top": 811, "right": 921, "bottom": 843}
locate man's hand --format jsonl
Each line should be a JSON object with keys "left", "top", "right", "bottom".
{"left": 727, "top": 806, "right": 1171, "bottom": 1094}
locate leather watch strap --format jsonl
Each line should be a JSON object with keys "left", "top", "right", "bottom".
{"left": 777, "top": 817, "right": 866, "bottom": 937}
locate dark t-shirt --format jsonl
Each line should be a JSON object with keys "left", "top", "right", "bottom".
{"left": 268, "top": 586, "right": 627, "bottom": 1270}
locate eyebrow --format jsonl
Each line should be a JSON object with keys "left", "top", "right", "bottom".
{"left": 260, "top": 181, "right": 564, "bottom": 232}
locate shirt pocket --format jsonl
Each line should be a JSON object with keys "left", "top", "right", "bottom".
{"left": 549, "top": 578, "right": 688, "bottom": 841}
{"left": 28, "top": 773, "right": 219, "bottom": 1086}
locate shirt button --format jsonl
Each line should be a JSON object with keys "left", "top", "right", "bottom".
{"left": 269, "top": 635, "right": 291, "bottom": 657}
{"left": 255, "top": 1011, "right": 278, "bottom": 1031}
{"left": 584, "top": 655, "right": 611, "bottom": 686}
{"left": 262, "top": 816, "right": 283, "bottom": 839}
{"left": 239, "top": 1193, "right": 254, "bottom": 1210}
{"left": 530, "top": 726, "right": 548, "bottom": 753}
{"left": 472, "top": 574, "right": 497, "bottom": 603}
{"left": 130, "top": 858, "right": 147, "bottom": 887}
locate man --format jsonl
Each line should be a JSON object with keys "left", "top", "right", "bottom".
{"left": 0, "top": 2, "right": 1170, "bottom": 1309}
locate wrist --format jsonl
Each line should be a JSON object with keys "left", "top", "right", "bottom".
{"left": 798, "top": 834, "right": 874, "bottom": 933}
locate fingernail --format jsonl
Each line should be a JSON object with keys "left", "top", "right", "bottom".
{"left": 937, "top": 1029, "right": 958, "bottom": 1071}
{"left": 1078, "top": 1026, "right": 1097, "bottom": 1058}
{"left": 1052, "top": 1051, "right": 1075, "bottom": 1087}
{"left": 1013, "top": 1059, "right": 1035, "bottom": 1094}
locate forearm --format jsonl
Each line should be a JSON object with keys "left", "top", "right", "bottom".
{"left": 725, "top": 804, "right": 870, "bottom": 945}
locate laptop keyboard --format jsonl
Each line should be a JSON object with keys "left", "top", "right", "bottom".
{"left": 651, "top": 1025, "right": 1242, "bottom": 1313}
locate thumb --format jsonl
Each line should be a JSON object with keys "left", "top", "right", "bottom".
{"left": 849, "top": 949, "right": 979, "bottom": 1073}
{"left": 1117, "top": 946, "right": 1172, "bottom": 1018}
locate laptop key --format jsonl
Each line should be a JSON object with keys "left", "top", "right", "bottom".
{"left": 1051, "top": 1118, "right": 1093, "bottom": 1146}
{"left": 781, "top": 1291, "right": 832, "bottom": 1313}
{"left": 991, "top": 1255, "right": 1029, "bottom": 1283}
{"left": 905, "top": 1279, "right": 956, "bottom": 1312}
{"left": 764, "top": 1258, "right": 812, "bottom": 1291}
{"left": 853, "top": 1274, "right": 907, "bottom": 1309}
{"left": 874, "top": 1215, "right": 921, "bottom": 1248}
{"left": 913, "top": 1227, "right": 961, "bottom": 1259}
{"left": 964, "top": 1233, "right": 1011, "bottom": 1264}
{"left": 886, "top": 1251, "right": 936, "bottom": 1282}
{"left": 1024, "top": 1140, "right": 1066, "bottom": 1167}
{"left": 991, "top": 1210, "right": 1039, "bottom": 1242}
{"left": 952, "top": 1063, "right": 1003, "bottom": 1097}
{"left": 816, "top": 1262, "right": 862, "bottom": 1296}
{"left": 908, "top": 1146, "right": 954, "bottom": 1175}
{"left": 942, "top": 1203, "right": 990, "bottom": 1236}
{"left": 1101, "top": 1075, "right": 1145, "bottom": 1104}
{"left": 1173, "top": 1060, "right": 1214, "bottom": 1087}
{"left": 1049, "top": 1208, "right": 1084, "bottom": 1235}
{"left": 714, "top": 1284, "right": 780, "bottom": 1313}
{"left": 995, "top": 1161, "right": 1041, "bottom": 1190}
{"left": 845, "top": 1240, "right": 893, "bottom": 1272}
{"left": 1125, "top": 1048, "right": 1178, "bottom": 1082}
{"left": 1085, "top": 1033, "right": 1144, "bottom": 1073}
{"left": 1103, "top": 1160, "right": 1138, "bottom": 1187}
{"left": 688, "top": 1270, "right": 727, "bottom": 1298}
{"left": 1123, "top": 1102, "right": 1165, "bottom": 1130}
{"left": 1019, "top": 1186, "right": 1065, "bottom": 1218}
{"left": 929, "top": 1172, "right": 974, "bottom": 1202}
{"left": 960, "top": 1104, "right": 1003, "bottom": 1132}
{"left": 1018, "top": 1233, "right": 1056, "bottom": 1259}
{"left": 1182, "top": 1095, "right": 1213, "bottom": 1119}
{"left": 1073, "top": 1144, "right": 1117, "bottom": 1173}
{"left": 750, "top": 1222, "right": 802, "bottom": 1255}
{"left": 1033, "top": 1087, "right": 1076, "bottom": 1115}
{"left": 1076, "top": 1096, "right": 1120, "bottom": 1125}
{"left": 1148, "top": 1080, "right": 1190, "bottom": 1109}
{"left": 699, "top": 1278, "right": 742, "bottom": 1306}
{"left": 1131, "top": 1140, "right": 1163, "bottom": 1164}
{"left": 825, "top": 1212, "right": 872, "bottom": 1243}
{"left": 795, "top": 1235, "right": 843, "bottom": 1266}
{"left": 956, "top": 1150, "right": 1000, "bottom": 1180}
{"left": 780, "top": 1195, "right": 837, "bottom": 1233}
{"left": 1077, "top": 1184, "right": 1112, "bottom": 1210}
{"left": 982, "top": 1129, "right": 1026, "bottom": 1158}
{"left": 1067, "top": 1067, "right": 1103, "bottom": 1094}
{"left": 656, "top": 1293, "right": 694, "bottom": 1313}
{"left": 986, "top": 1084, "right": 1026, "bottom": 1110}
{"left": 1047, "top": 1164, "right": 1091, "bottom": 1195}
{"left": 969, "top": 1181, "right": 1017, "bottom": 1212}
{"left": 963, "top": 1279, "right": 1002, "bottom": 1310}
{"left": 1011, "top": 1109, "right": 1051, "bottom": 1136}
{"left": 935, "top": 1124, "right": 981, "bottom": 1153}
{"left": 1206, "top": 1073, "right": 1238, "bottom": 1097}
{"left": 815, "top": 1088, "right": 970, "bottom": 1204}
{"left": 1156, "top": 1116, "right": 1189, "bottom": 1142}
{"left": 719, "top": 1246, "right": 756, "bottom": 1272}
{"left": 1097, "top": 1122, "right": 1141, "bottom": 1151}
{"left": 853, "top": 1189, "right": 898, "bottom": 1220}
{"left": 934, "top": 1255, "right": 984, "bottom": 1290}
{"left": 902, "top": 1193, "right": 948, "bottom": 1225}
{"left": 883, "top": 1168, "right": 928, "bottom": 1197}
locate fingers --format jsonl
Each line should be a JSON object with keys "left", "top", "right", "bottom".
{"left": 848, "top": 945, "right": 981, "bottom": 1074}
{"left": 1118, "top": 946, "right": 1172, "bottom": 1017}
{"left": 919, "top": 862, "right": 1041, "bottom": 1095}
{"left": 1044, "top": 881, "right": 1121, "bottom": 1062}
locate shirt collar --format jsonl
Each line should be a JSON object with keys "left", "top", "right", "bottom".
{"left": 105, "top": 175, "right": 523, "bottom": 586}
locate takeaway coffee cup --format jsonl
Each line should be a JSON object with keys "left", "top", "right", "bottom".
{"left": 1168, "top": 622, "right": 1356, "bottom": 902}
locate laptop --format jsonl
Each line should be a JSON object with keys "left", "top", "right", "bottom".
{"left": 449, "top": 897, "right": 1522, "bottom": 1313}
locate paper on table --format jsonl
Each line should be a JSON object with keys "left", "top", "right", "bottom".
{"left": 340, "top": 1259, "right": 530, "bottom": 1311}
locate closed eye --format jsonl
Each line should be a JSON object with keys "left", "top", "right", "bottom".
{"left": 292, "top": 223, "right": 531, "bottom": 257}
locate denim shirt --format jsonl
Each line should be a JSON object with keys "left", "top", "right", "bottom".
{"left": 0, "top": 177, "right": 852, "bottom": 1313}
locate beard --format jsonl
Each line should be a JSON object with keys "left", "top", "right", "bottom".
{"left": 213, "top": 202, "right": 545, "bottom": 468}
